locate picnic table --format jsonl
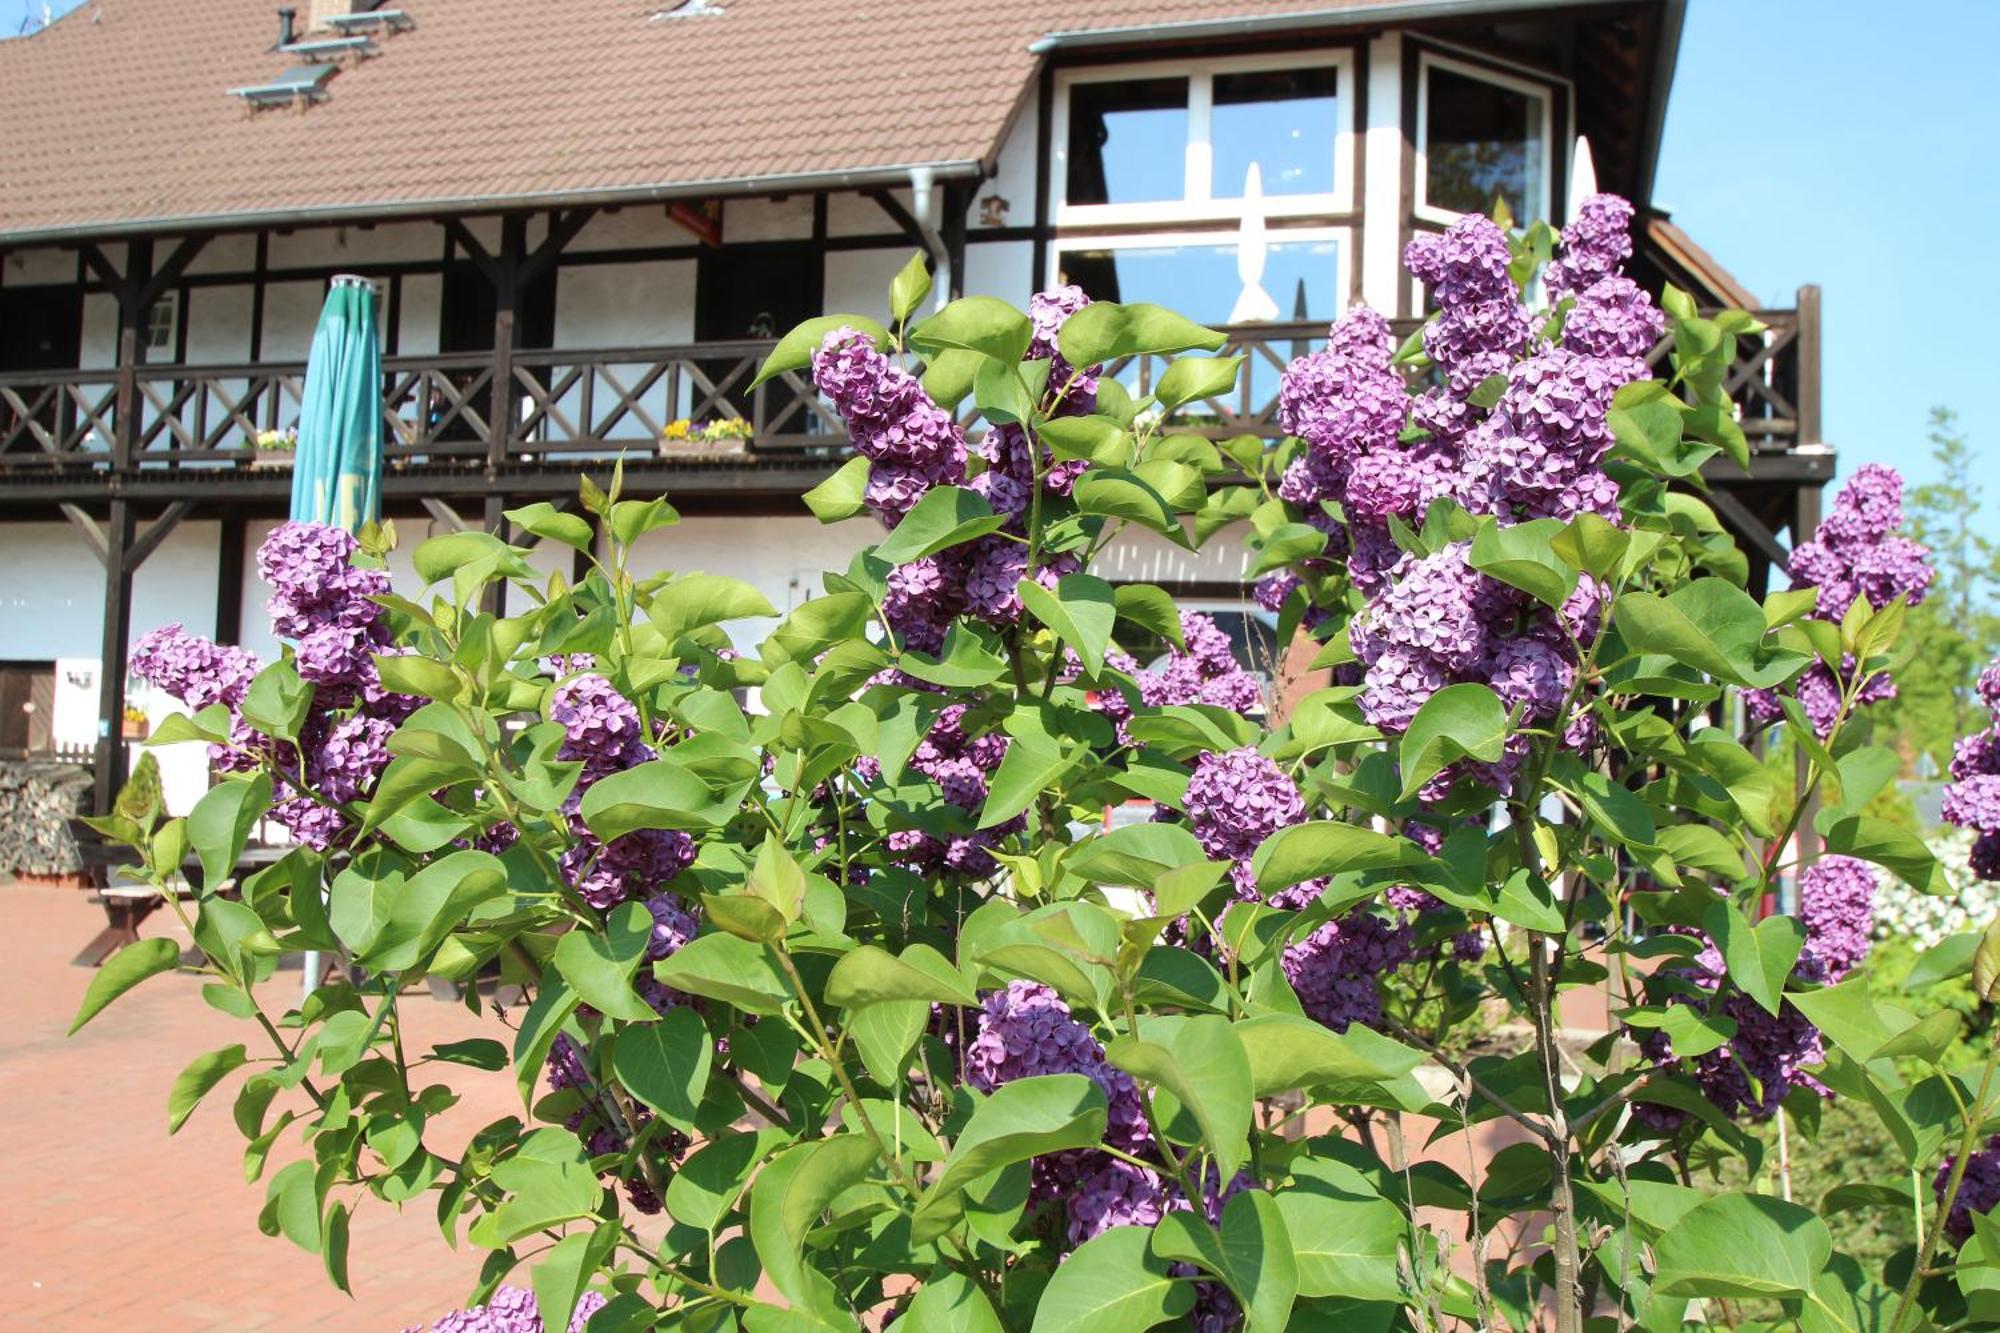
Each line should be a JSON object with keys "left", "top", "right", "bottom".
{"left": 66, "top": 818, "right": 289, "bottom": 966}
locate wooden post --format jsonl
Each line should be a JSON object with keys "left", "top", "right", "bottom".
{"left": 94, "top": 499, "right": 137, "bottom": 813}
{"left": 215, "top": 514, "right": 246, "bottom": 644}
{"left": 1795, "top": 284, "right": 1822, "bottom": 448}
{"left": 943, "top": 181, "right": 972, "bottom": 301}
{"left": 484, "top": 493, "right": 508, "bottom": 618}
{"left": 112, "top": 240, "right": 154, "bottom": 471}
{"left": 489, "top": 216, "right": 525, "bottom": 477}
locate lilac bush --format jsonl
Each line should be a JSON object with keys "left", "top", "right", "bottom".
{"left": 82, "top": 222, "right": 1999, "bottom": 1333}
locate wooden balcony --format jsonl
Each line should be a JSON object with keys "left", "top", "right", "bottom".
{"left": 0, "top": 294, "right": 1821, "bottom": 504}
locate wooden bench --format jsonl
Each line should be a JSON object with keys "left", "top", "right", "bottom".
{"left": 65, "top": 817, "right": 198, "bottom": 967}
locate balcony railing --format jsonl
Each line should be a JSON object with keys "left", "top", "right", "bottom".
{"left": 0, "top": 301, "right": 1816, "bottom": 481}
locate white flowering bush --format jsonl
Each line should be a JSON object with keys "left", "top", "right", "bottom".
{"left": 76, "top": 201, "right": 2000, "bottom": 1332}
{"left": 1873, "top": 827, "right": 2000, "bottom": 951}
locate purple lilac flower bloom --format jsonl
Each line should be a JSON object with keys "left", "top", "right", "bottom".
{"left": 132, "top": 624, "right": 264, "bottom": 712}
{"left": 270, "top": 796, "right": 347, "bottom": 851}
{"left": 645, "top": 892, "right": 698, "bottom": 961}
{"left": 1254, "top": 570, "right": 1301, "bottom": 614}
{"left": 1935, "top": 1136, "right": 2000, "bottom": 1245}
{"left": 967, "top": 981, "right": 1150, "bottom": 1154}
{"left": 1545, "top": 193, "right": 1637, "bottom": 298}
{"left": 1563, "top": 274, "right": 1664, "bottom": 371}
{"left": 1693, "top": 992, "right": 1827, "bottom": 1121}
{"left": 1974, "top": 833, "right": 2000, "bottom": 882}
{"left": 1353, "top": 543, "right": 1489, "bottom": 672}
{"left": 550, "top": 673, "right": 652, "bottom": 783}
{"left": 1943, "top": 775, "right": 2000, "bottom": 833}
{"left": 1184, "top": 747, "right": 1304, "bottom": 863}
{"left": 310, "top": 713, "right": 395, "bottom": 805}
{"left": 1485, "top": 637, "right": 1573, "bottom": 721}
{"left": 410, "top": 1284, "right": 608, "bottom": 1333}
{"left": 1950, "top": 728, "right": 2000, "bottom": 781}
{"left": 1282, "top": 910, "right": 1413, "bottom": 1032}
{"left": 1797, "top": 855, "right": 1875, "bottom": 983}
{"left": 1278, "top": 308, "right": 1407, "bottom": 470}
{"left": 563, "top": 825, "right": 696, "bottom": 912}
{"left": 1787, "top": 466, "right": 1933, "bottom": 620}
{"left": 1464, "top": 347, "right": 1624, "bottom": 522}
{"left": 1066, "top": 1158, "right": 1169, "bottom": 1245}
{"left": 812, "top": 327, "right": 968, "bottom": 525}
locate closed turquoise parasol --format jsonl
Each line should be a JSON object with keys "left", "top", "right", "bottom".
{"left": 290, "top": 275, "right": 383, "bottom": 529}
{"left": 293, "top": 275, "right": 382, "bottom": 995}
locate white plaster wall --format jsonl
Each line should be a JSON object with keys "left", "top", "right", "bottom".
{"left": 828, "top": 188, "right": 915, "bottom": 240}
{"left": 80, "top": 292, "right": 117, "bottom": 370}
{"left": 823, "top": 249, "right": 908, "bottom": 324}
{"left": 722, "top": 195, "right": 814, "bottom": 243}
{"left": 570, "top": 207, "right": 682, "bottom": 253}
{"left": 976, "top": 98, "right": 1039, "bottom": 234}
{"left": 397, "top": 274, "right": 442, "bottom": 355}
{"left": 178, "top": 285, "right": 259, "bottom": 452}
{"left": 554, "top": 261, "right": 697, "bottom": 348}
{"left": 3, "top": 246, "right": 76, "bottom": 285}
{"left": 184, "top": 284, "right": 255, "bottom": 363}
{"left": 627, "top": 515, "right": 875, "bottom": 645}
{"left": 961, "top": 240, "right": 1034, "bottom": 303}
{"left": 269, "top": 221, "right": 440, "bottom": 268}
{"left": 1361, "top": 32, "right": 1406, "bottom": 314}
{"left": 1096, "top": 520, "right": 1256, "bottom": 588}
{"left": 0, "top": 519, "right": 220, "bottom": 660}
{"left": 549, "top": 260, "right": 698, "bottom": 438}
{"left": 261, "top": 281, "right": 327, "bottom": 360}
{"left": 185, "top": 234, "right": 259, "bottom": 277}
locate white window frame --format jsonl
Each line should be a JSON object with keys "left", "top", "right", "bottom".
{"left": 1046, "top": 226, "right": 1353, "bottom": 328}
{"left": 144, "top": 289, "right": 179, "bottom": 355}
{"left": 1050, "top": 48, "right": 1359, "bottom": 228}
{"left": 1413, "top": 49, "right": 1560, "bottom": 227}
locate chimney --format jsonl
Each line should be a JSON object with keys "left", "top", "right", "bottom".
{"left": 308, "top": 0, "right": 371, "bottom": 31}
{"left": 276, "top": 7, "right": 296, "bottom": 47}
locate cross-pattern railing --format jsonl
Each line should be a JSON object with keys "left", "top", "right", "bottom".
{"left": 0, "top": 301, "right": 1813, "bottom": 480}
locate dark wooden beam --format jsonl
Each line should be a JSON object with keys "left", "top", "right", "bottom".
{"left": 519, "top": 207, "right": 597, "bottom": 287}
{"left": 59, "top": 503, "right": 108, "bottom": 564}
{"left": 215, "top": 514, "right": 246, "bottom": 644}
{"left": 1705, "top": 485, "right": 1789, "bottom": 568}
{"left": 125, "top": 500, "right": 192, "bottom": 571}
{"left": 94, "top": 498, "right": 136, "bottom": 813}
{"left": 488, "top": 216, "right": 527, "bottom": 477}
{"left": 862, "top": 188, "right": 927, "bottom": 250}
{"left": 441, "top": 219, "right": 503, "bottom": 287}
{"left": 942, "top": 181, "right": 973, "bottom": 301}
{"left": 1795, "top": 284, "right": 1822, "bottom": 448}
{"left": 137, "top": 236, "right": 209, "bottom": 309}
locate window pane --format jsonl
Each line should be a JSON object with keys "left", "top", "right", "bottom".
{"left": 1066, "top": 77, "right": 1189, "bottom": 206}
{"left": 1057, "top": 239, "right": 1342, "bottom": 326}
{"left": 1424, "top": 64, "right": 1545, "bottom": 219}
{"left": 1211, "top": 66, "right": 1341, "bottom": 199}
{"left": 1056, "top": 237, "right": 1343, "bottom": 405}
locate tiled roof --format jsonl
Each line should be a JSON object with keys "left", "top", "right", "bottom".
{"left": 0, "top": 0, "right": 1422, "bottom": 242}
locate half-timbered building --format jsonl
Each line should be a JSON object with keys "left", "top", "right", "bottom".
{"left": 0, "top": 0, "right": 1828, "bottom": 810}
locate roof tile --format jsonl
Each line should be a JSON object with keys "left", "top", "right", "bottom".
{"left": 0, "top": 0, "right": 1390, "bottom": 239}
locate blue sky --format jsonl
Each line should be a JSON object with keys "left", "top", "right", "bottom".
{"left": 12, "top": 1, "right": 1992, "bottom": 527}
{"left": 1656, "top": 1, "right": 1995, "bottom": 523}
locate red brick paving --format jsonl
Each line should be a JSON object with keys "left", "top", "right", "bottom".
{"left": 0, "top": 880, "right": 526, "bottom": 1331}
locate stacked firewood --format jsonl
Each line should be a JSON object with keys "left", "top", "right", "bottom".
{"left": 0, "top": 761, "right": 92, "bottom": 875}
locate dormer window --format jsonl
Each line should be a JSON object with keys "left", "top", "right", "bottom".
{"left": 1415, "top": 51, "right": 1558, "bottom": 224}
{"left": 1052, "top": 50, "right": 1357, "bottom": 226}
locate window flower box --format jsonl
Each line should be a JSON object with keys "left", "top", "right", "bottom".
{"left": 659, "top": 417, "right": 752, "bottom": 459}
